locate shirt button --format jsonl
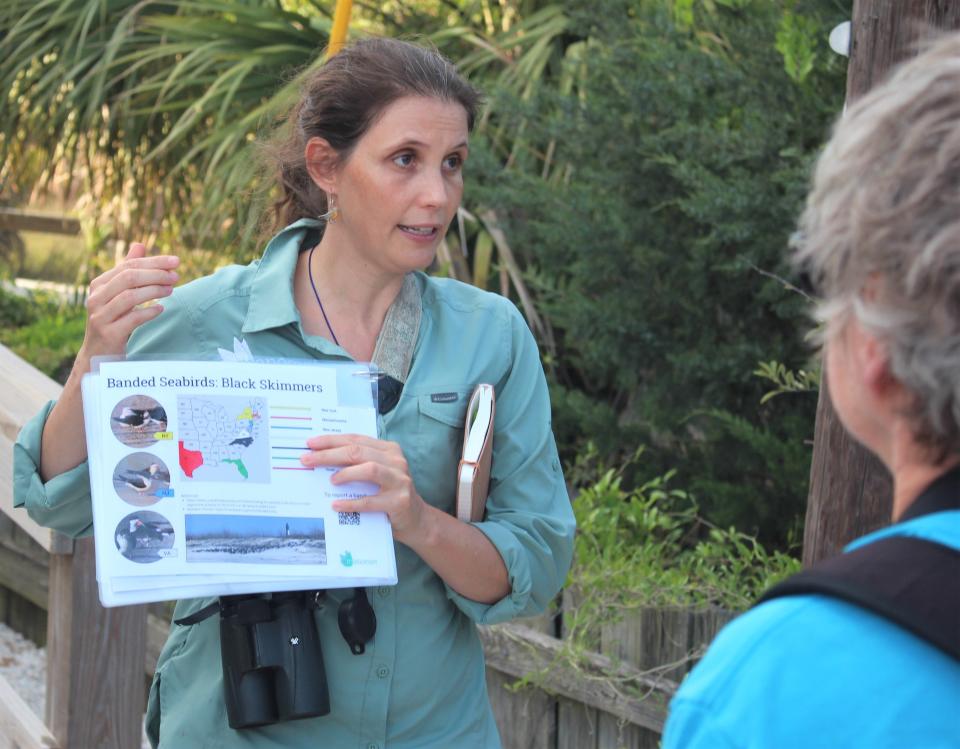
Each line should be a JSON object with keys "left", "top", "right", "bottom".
{"left": 376, "top": 665, "right": 390, "bottom": 679}
{"left": 377, "top": 586, "right": 391, "bottom": 598}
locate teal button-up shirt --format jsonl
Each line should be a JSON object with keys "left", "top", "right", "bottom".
{"left": 13, "top": 220, "right": 575, "bottom": 749}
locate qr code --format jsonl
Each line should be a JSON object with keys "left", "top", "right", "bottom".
{"left": 338, "top": 512, "right": 360, "bottom": 526}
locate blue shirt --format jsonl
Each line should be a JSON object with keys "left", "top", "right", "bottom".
{"left": 662, "top": 511, "right": 960, "bottom": 749}
{"left": 13, "top": 219, "right": 576, "bottom": 749}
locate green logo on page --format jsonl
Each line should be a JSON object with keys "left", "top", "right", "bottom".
{"left": 340, "top": 550, "right": 376, "bottom": 567}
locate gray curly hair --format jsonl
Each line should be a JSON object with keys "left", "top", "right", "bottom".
{"left": 792, "top": 31, "right": 960, "bottom": 454}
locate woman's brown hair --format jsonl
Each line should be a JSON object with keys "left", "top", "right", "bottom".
{"left": 263, "top": 38, "right": 481, "bottom": 234}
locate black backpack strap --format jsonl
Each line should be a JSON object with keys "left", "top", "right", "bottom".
{"left": 757, "top": 536, "right": 960, "bottom": 662}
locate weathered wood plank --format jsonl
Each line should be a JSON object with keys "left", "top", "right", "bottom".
{"left": 0, "top": 540, "right": 48, "bottom": 609}
{"left": 1, "top": 589, "right": 47, "bottom": 648}
{"left": 0, "top": 434, "right": 61, "bottom": 555}
{"left": 0, "top": 673, "right": 59, "bottom": 749}
{"left": 0, "top": 343, "right": 71, "bottom": 555}
{"left": 687, "top": 608, "right": 735, "bottom": 671}
{"left": 557, "top": 696, "right": 598, "bottom": 749}
{"left": 558, "top": 587, "right": 598, "bottom": 749}
{"left": 0, "top": 344, "right": 63, "bottom": 440}
{"left": 45, "top": 538, "right": 146, "bottom": 749}
{"left": 0, "top": 207, "right": 80, "bottom": 236}
{"left": 0, "top": 515, "right": 51, "bottom": 645}
{"left": 3, "top": 517, "right": 52, "bottom": 567}
{"left": 598, "top": 609, "right": 687, "bottom": 749}
{"left": 487, "top": 612, "right": 556, "bottom": 749}
{"left": 487, "top": 669, "right": 557, "bottom": 749}
{"left": 478, "top": 623, "right": 676, "bottom": 733}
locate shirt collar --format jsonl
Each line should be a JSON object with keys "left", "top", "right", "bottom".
{"left": 899, "top": 465, "right": 960, "bottom": 523}
{"left": 242, "top": 218, "right": 322, "bottom": 334}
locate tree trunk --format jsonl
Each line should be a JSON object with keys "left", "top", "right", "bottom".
{"left": 846, "top": 0, "right": 960, "bottom": 101}
{"left": 802, "top": 0, "right": 960, "bottom": 566}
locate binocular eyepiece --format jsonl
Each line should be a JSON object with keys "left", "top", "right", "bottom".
{"left": 219, "top": 592, "right": 330, "bottom": 729}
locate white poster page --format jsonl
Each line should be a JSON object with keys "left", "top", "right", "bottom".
{"left": 81, "top": 359, "right": 397, "bottom": 606}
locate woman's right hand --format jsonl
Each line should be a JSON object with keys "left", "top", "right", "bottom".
{"left": 78, "top": 242, "right": 180, "bottom": 368}
{"left": 39, "top": 242, "right": 179, "bottom": 480}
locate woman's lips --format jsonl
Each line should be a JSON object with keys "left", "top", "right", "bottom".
{"left": 398, "top": 224, "right": 439, "bottom": 241}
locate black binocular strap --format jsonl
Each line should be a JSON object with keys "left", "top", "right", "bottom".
{"left": 175, "top": 600, "right": 222, "bottom": 626}
{"left": 757, "top": 535, "right": 960, "bottom": 662}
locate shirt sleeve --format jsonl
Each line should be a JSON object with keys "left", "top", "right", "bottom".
{"left": 443, "top": 303, "right": 576, "bottom": 624}
{"left": 12, "top": 293, "right": 205, "bottom": 537}
{"left": 13, "top": 400, "right": 97, "bottom": 537}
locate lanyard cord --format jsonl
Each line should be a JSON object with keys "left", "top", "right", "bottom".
{"left": 307, "top": 244, "right": 340, "bottom": 347}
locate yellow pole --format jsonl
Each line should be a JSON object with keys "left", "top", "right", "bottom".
{"left": 327, "top": 0, "right": 354, "bottom": 59}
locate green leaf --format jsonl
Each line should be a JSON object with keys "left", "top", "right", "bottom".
{"left": 776, "top": 11, "right": 818, "bottom": 84}
{"left": 472, "top": 230, "right": 494, "bottom": 290}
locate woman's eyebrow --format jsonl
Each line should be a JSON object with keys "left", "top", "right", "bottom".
{"left": 386, "top": 138, "right": 469, "bottom": 151}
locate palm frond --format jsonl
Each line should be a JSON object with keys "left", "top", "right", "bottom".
{"left": 1, "top": 0, "right": 330, "bottom": 248}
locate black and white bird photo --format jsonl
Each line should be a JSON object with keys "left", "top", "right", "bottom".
{"left": 114, "top": 511, "right": 174, "bottom": 563}
{"left": 109, "top": 395, "right": 168, "bottom": 448}
{"left": 112, "top": 452, "right": 172, "bottom": 506}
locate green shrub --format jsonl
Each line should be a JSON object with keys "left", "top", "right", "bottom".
{"left": 567, "top": 447, "right": 800, "bottom": 620}
{"left": 0, "top": 285, "right": 38, "bottom": 328}
{"left": 0, "top": 286, "right": 85, "bottom": 383}
{"left": 467, "top": 0, "right": 845, "bottom": 547}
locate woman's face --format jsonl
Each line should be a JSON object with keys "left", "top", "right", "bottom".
{"left": 322, "top": 95, "right": 469, "bottom": 277}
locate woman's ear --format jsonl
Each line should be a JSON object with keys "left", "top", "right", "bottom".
{"left": 858, "top": 325, "right": 903, "bottom": 404}
{"left": 305, "top": 137, "right": 338, "bottom": 194}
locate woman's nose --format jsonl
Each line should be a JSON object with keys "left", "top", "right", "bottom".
{"left": 418, "top": 169, "right": 450, "bottom": 209}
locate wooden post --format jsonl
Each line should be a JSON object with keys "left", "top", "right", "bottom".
{"left": 845, "top": 0, "right": 960, "bottom": 102}
{"left": 803, "top": 0, "right": 960, "bottom": 566}
{"left": 46, "top": 538, "right": 146, "bottom": 748}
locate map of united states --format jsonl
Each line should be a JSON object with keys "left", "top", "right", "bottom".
{"left": 177, "top": 396, "right": 269, "bottom": 483}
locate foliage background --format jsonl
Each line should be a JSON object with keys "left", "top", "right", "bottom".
{"left": 1, "top": 0, "right": 848, "bottom": 556}
{"left": 466, "top": 0, "right": 845, "bottom": 548}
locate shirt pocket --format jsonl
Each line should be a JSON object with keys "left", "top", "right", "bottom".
{"left": 414, "top": 388, "right": 472, "bottom": 513}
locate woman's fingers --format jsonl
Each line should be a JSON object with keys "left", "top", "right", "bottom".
{"left": 127, "top": 241, "right": 147, "bottom": 260}
{"left": 112, "top": 302, "right": 167, "bottom": 337}
{"left": 300, "top": 442, "right": 400, "bottom": 470}
{"left": 306, "top": 433, "right": 389, "bottom": 452}
{"left": 331, "top": 496, "right": 375, "bottom": 514}
{"left": 94, "top": 283, "right": 174, "bottom": 325}
{"left": 79, "top": 241, "right": 180, "bottom": 362}
{"left": 326, "top": 461, "right": 391, "bottom": 486}
{"left": 89, "top": 252, "right": 178, "bottom": 290}
{"left": 308, "top": 437, "right": 426, "bottom": 544}
{"left": 90, "top": 261, "right": 179, "bottom": 299}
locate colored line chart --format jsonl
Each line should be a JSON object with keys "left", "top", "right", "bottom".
{"left": 270, "top": 406, "right": 313, "bottom": 471}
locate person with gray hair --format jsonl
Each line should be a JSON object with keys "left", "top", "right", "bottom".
{"left": 662, "top": 31, "right": 960, "bottom": 749}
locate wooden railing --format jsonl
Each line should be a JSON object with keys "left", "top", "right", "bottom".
{"left": 0, "top": 207, "right": 81, "bottom": 236}
{"left": 0, "top": 344, "right": 148, "bottom": 749}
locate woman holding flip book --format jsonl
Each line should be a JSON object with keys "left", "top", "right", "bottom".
{"left": 13, "top": 38, "right": 575, "bottom": 749}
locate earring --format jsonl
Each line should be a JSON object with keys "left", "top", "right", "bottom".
{"left": 319, "top": 194, "right": 339, "bottom": 224}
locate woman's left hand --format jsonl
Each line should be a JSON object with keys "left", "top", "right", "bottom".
{"left": 300, "top": 434, "right": 433, "bottom": 547}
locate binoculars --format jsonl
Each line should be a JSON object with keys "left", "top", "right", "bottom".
{"left": 214, "top": 587, "right": 377, "bottom": 729}
{"left": 218, "top": 592, "right": 330, "bottom": 729}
